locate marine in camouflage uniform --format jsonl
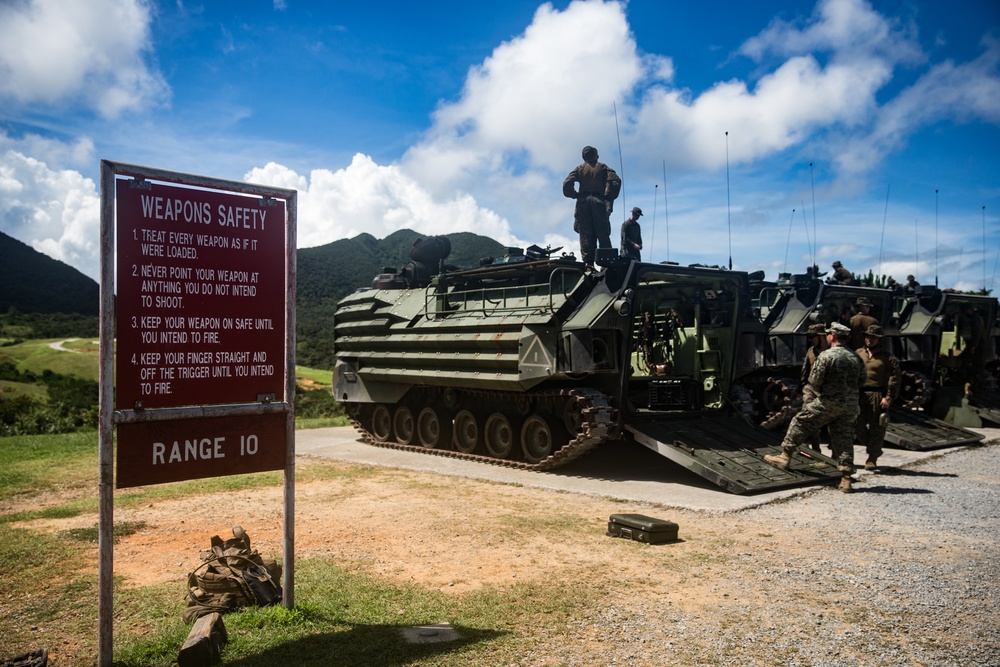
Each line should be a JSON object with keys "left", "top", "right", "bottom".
{"left": 765, "top": 322, "right": 866, "bottom": 492}
{"left": 563, "top": 146, "right": 621, "bottom": 267}
{"left": 855, "top": 324, "right": 900, "bottom": 470}
{"left": 799, "top": 323, "right": 829, "bottom": 452}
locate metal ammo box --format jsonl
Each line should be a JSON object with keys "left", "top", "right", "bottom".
{"left": 607, "top": 513, "right": 679, "bottom": 544}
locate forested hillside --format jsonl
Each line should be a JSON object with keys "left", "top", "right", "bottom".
{"left": 296, "top": 230, "right": 505, "bottom": 368}
{"left": 1, "top": 228, "right": 505, "bottom": 368}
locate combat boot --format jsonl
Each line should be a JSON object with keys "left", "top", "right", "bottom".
{"left": 764, "top": 450, "right": 791, "bottom": 470}
{"left": 838, "top": 475, "right": 853, "bottom": 493}
{"left": 864, "top": 458, "right": 877, "bottom": 471}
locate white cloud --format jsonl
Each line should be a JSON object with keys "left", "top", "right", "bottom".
{"left": 1, "top": 0, "right": 997, "bottom": 288}
{"left": 0, "top": 0, "right": 168, "bottom": 118}
{"left": 0, "top": 150, "right": 100, "bottom": 279}
{"left": 245, "top": 155, "right": 519, "bottom": 252}
{"left": 836, "top": 36, "right": 1000, "bottom": 176}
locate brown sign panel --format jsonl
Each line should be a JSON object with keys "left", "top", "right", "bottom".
{"left": 115, "top": 181, "right": 286, "bottom": 409}
{"left": 116, "top": 413, "right": 287, "bottom": 488}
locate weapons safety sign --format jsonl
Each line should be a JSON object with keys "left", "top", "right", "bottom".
{"left": 116, "top": 181, "right": 286, "bottom": 410}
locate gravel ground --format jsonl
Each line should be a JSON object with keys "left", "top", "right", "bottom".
{"left": 517, "top": 443, "right": 1000, "bottom": 667}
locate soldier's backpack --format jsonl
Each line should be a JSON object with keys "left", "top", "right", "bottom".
{"left": 183, "top": 526, "right": 283, "bottom": 623}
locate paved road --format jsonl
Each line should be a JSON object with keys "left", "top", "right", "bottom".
{"left": 295, "top": 425, "right": 1000, "bottom": 512}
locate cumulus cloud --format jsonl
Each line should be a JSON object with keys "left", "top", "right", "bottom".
{"left": 2, "top": 0, "right": 998, "bottom": 286}
{"left": 245, "top": 155, "right": 519, "bottom": 252}
{"left": 0, "top": 150, "right": 101, "bottom": 280}
{"left": 0, "top": 0, "right": 168, "bottom": 117}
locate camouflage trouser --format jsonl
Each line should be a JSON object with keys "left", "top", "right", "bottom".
{"left": 575, "top": 195, "right": 611, "bottom": 265}
{"left": 783, "top": 398, "right": 859, "bottom": 474}
{"left": 856, "top": 390, "right": 887, "bottom": 461}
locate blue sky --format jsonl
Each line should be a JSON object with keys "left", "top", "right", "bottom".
{"left": 1, "top": 0, "right": 999, "bottom": 291}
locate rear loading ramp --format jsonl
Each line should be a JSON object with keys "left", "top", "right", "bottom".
{"left": 624, "top": 416, "right": 842, "bottom": 495}
{"left": 885, "top": 407, "right": 985, "bottom": 450}
{"left": 969, "top": 390, "right": 1000, "bottom": 426}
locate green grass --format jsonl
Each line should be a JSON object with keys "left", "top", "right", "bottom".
{"left": 111, "top": 559, "right": 590, "bottom": 667}
{"left": 296, "top": 365, "right": 332, "bottom": 388}
{"left": 296, "top": 415, "right": 349, "bottom": 429}
{"left": 0, "top": 338, "right": 100, "bottom": 382}
{"left": 0, "top": 379, "right": 48, "bottom": 400}
{"left": 0, "top": 428, "right": 604, "bottom": 666}
{"left": 0, "top": 431, "right": 97, "bottom": 500}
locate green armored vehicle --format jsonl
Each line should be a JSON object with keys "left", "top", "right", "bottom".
{"left": 739, "top": 271, "right": 985, "bottom": 449}
{"left": 332, "top": 240, "right": 842, "bottom": 494}
{"left": 894, "top": 286, "right": 1000, "bottom": 425}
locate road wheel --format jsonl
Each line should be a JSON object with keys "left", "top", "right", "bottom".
{"left": 453, "top": 410, "right": 479, "bottom": 454}
{"left": 371, "top": 404, "right": 392, "bottom": 442}
{"left": 521, "top": 415, "right": 554, "bottom": 464}
{"left": 393, "top": 406, "right": 415, "bottom": 445}
{"left": 484, "top": 413, "right": 516, "bottom": 459}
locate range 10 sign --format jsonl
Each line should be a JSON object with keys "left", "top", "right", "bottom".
{"left": 116, "top": 181, "right": 286, "bottom": 410}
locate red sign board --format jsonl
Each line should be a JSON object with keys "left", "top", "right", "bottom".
{"left": 115, "top": 181, "right": 286, "bottom": 409}
{"left": 116, "top": 413, "right": 287, "bottom": 487}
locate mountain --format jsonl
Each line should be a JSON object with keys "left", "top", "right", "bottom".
{"left": 296, "top": 230, "right": 505, "bottom": 368}
{"left": 0, "top": 227, "right": 505, "bottom": 367}
{"left": 0, "top": 230, "right": 100, "bottom": 315}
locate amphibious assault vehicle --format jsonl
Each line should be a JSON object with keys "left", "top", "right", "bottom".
{"left": 331, "top": 239, "right": 842, "bottom": 494}
{"left": 737, "top": 270, "right": 987, "bottom": 449}
{"left": 894, "top": 286, "right": 1000, "bottom": 426}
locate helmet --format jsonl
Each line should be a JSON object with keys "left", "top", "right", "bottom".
{"left": 832, "top": 261, "right": 842, "bottom": 268}
{"left": 806, "top": 323, "right": 827, "bottom": 335}
{"left": 632, "top": 207, "right": 643, "bottom": 217}
{"left": 856, "top": 296, "right": 872, "bottom": 306}
{"left": 582, "top": 146, "right": 598, "bottom": 160}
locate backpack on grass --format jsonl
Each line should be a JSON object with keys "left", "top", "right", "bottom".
{"left": 183, "top": 525, "right": 283, "bottom": 623}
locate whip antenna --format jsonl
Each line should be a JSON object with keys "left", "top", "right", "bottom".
{"left": 650, "top": 184, "right": 657, "bottom": 263}
{"left": 801, "top": 201, "right": 812, "bottom": 267}
{"left": 935, "top": 189, "right": 939, "bottom": 287}
{"left": 613, "top": 101, "right": 626, "bottom": 211}
{"left": 810, "top": 162, "right": 817, "bottom": 259}
{"left": 725, "top": 131, "right": 732, "bottom": 269}
{"left": 783, "top": 208, "right": 795, "bottom": 275}
{"left": 662, "top": 159, "right": 670, "bottom": 262}
{"left": 983, "top": 205, "right": 987, "bottom": 292}
{"left": 879, "top": 184, "right": 890, "bottom": 277}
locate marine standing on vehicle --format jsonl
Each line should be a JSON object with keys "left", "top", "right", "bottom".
{"left": 620, "top": 207, "right": 643, "bottom": 261}
{"left": 563, "top": 145, "right": 621, "bottom": 267}
{"left": 765, "top": 322, "right": 866, "bottom": 492}
{"left": 855, "top": 324, "right": 900, "bottom": 471}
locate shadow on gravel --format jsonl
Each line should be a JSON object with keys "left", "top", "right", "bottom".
{"left": 854, "top": 485, "right": 934, "bottom": 494}
{"left": 872, "top": 468, "right": 958, "bottom": 478}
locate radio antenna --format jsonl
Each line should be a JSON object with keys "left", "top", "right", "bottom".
{"left": 662, "top": 159, "right": 670, "bottom": 262}
{"left": 935, "top": 189, "right": 939, "bottom": 286}
{"left": 725, "top": 131, "right": 732, "bottom": 269}
{"left": 809, "top": 162, "right": 817, "bottom": 258}
{"left": 650, "top": 184, "right": 658, "bottom": 263}
{"left": 983, "top": 205, "right": 987, "bottom": 292}
{"left": 801, "top": 200, "right": 812, "bottom": 267}
{"left": 878, "top": 184, "right": 890, "bottom": 277}
{"left": 784, "top": 208, "right": 796, "bottom": 275}
{"left": 613, "top": 101, "right": 626, "bottom": 212}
